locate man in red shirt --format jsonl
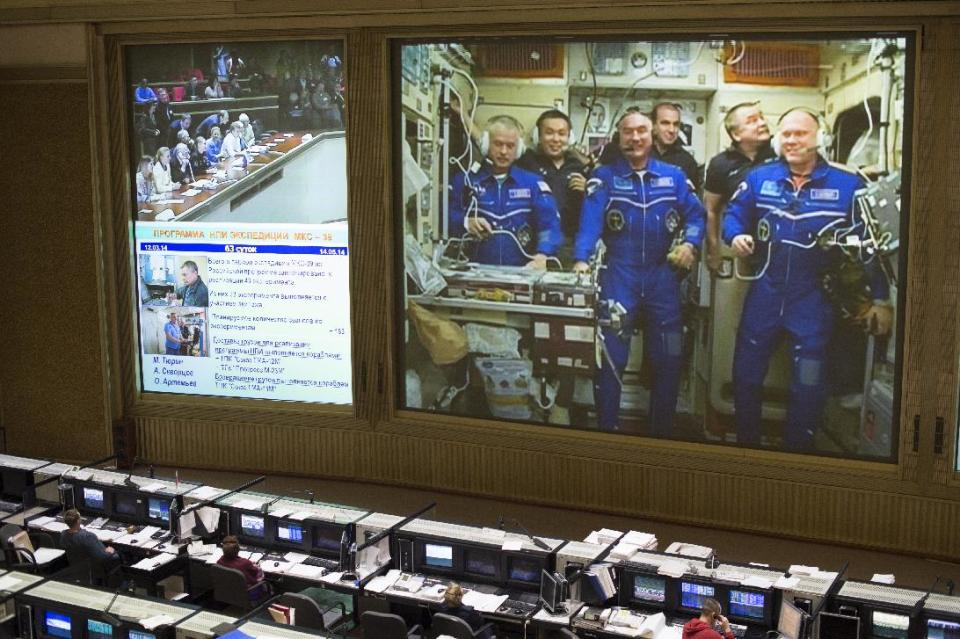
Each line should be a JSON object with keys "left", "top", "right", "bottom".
{"left": 682, "top": 598, "right": 735, "bottom": 639}
{"left": 216, "top": 535, "right": 264, "bottom": 587}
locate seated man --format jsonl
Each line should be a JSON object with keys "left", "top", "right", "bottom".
{"left": 437, "top": 582, "right": 494, "bottom": 639}
{"left": 59, "top": 509, "right": 121, "bottom": 576}
{"left": 682, "top": 597, "right": 735, "bottom": 639}
{"left": 216, "top": 535, "right": 264, "bottom": 588}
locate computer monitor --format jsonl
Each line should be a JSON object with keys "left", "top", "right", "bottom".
{"left": 128, "top": 631, "right": 155, "bottom": 639}
{"left": 777, "top": 600, "right": 806, "bottom": 639}
{"left": 42, "top": 611, "right": 73, "bottom": 639}
{"left": 2, "top": 468, "right": 30, "bottom": 499}
{"left": 873, "top": 610, "right": 910, "bottom": 639}
{"left": 147, "top": 498, "right": 170, "bottom": 523}
{"left": 82, "top": 487, "right": 105, "bottom": 511}
{"left": 463, "top": 547, "right": 498, "bottom": 579}
{"left": 313, "top": 524, "right": 342, "bottom": 551}
{"left": 239, "top": 513, "right": 265, "bottom": 539}
{"left": 631, "top": 574, "right": 667, "bottom": 605}
{"left": 539, "top": 570, "right": 566, "bottom": 615}
{"left": 423, "top": 543, "right": 454, "bottom": 569}
{"left": 86, "top": 619, "right": 114, "bottom": 639}
{"left": 113, "top": 493, "right": 138, "bottom": 517}
{"left": 927, "top": 618, "right": 960, "bottom": 639}
{"left": 277, "top": 521, "right": 304, "bottom": 545}
{"left": 507, "top": 556, "right": 542, "bottom": 585}
{"left": 680, "top": 581, "right": 715, "bottom": 612}
{"left": 819, "top": 612, "right": 861, "bottom": 639}
{"left": 728, "top": 589, "right": 768, "bottom": 623}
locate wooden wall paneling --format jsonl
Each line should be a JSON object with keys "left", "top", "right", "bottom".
{"left": 0, "top": 78, "right": 110, "bottom": 461}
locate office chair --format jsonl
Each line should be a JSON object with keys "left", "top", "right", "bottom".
{"left": 209, "top": 564, "right": 271, "bottom": 611}
{"left": 0, "top": 524, "right": 65, "bottom": 574}
{"left": 431, "top": 613, "right": 496, "bottom": 639}
{"left": 275, "top": 592, "right": 349, "bottom": 633}
{"left": 359, "top": 611, "right": 423, "bottom": 638}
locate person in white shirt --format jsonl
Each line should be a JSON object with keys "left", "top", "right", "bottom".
{"left": 238, "top": 112, "right": 256, "bottom": 146}
{"left": 219, "top": 121, "right": 247, "bottom": 160}
{"left": 152, "top": 146, "right": 175, "bottom": 194}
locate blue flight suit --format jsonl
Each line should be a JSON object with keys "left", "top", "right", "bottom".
{"left": 574, "top": 157, "right": 705, "bottom": 432}
{"left": 449, "top": 164, "right": 562, "bottom": 266}
{"left": 723, "top": 158, "right": 889, "bottom": 451}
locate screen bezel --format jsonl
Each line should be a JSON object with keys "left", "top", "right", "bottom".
{"left": 146, "top": 497, "right": 171, "bottom": 524}
{"left": 274, "top": 519, "right": 307, "bottom": 549}
{"left": 462, "top": 545, "right": 502, "bottom": 582}
{"left": 727, "top": 586, "right": 771, "bottom": 626}
{"left": 86, "top": 619, "right": 115, "bottom": 639}
{"left": 630, "top": 572, "right": 669, "bottom": 607}
{"left": 80, "top": 486, "right": 108, "bottom": 513}
{"left": 871, "top": 609, "right": 912, "bottom": 639}
{"left": 505, "top": 553, "right": 546, "bottom": 589}
{"left": 238, "top": 512, "right": 266, "bottom": 540}
{"left": 677, "top": 579, "right": 718, "bottom": 614}
{"left": 40, "top": 610, "right": 74, "bottom": 639}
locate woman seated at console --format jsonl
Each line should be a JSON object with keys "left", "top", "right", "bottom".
{"left": 136, "top": 155, "right": 157, "bottom": 203}
{"left": 437, "top": 583, "right": 494, "bottom": 639}
{"left": 152, "top": 147, "right": 175, "bottom": 195}
{"left": 205, "top": 127, "right": 223, "bottom": 166}
{"left": 216, "top": 535, "right": 265, "bottom": 588}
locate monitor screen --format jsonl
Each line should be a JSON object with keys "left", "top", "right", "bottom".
{"left": 313, "top": 525, "right": 342, "bottom": 551}
{"left": 86, "top": 619, "right": 113, "bottom": 639}
{"left": 147, "top": 498, "right": 170, "bottom": 523}
{"left": 680, "top": 582, "right": 715, "bottom": 611}
{"left": 82, "top": 487, "right": 105, "bottom": 511}
{"left": 239, "top": 513, "right": 265, "bottom": 538}
{"left": 464, "top": 548, "right": 498, "bottom": 577}
{"left": 114, "top": 493, "right": 138, "bottom": 516}
{"left": 508, "top": 556, "right": 542, "bottom": 584}
{"left": 729, "top": 589, "right": 767, "bottom": 621}
{"left": 43, "top": 611, "right": 72, "bottom": 639}
{"left": 277, "top": 521, "right": 304, "bottom": 544}
{"left": 394, "top": 35, "right": 913, "bottom": 464}
{"left": 777, "top": 600, "right": 805, "bottom": 639}
{"left": 927, "top": 618, "right": 960, "bottom": 639}
{"left": 127, "top": 40, "right": 353, "bottom": 406}
{"left": 128, "top": 631, "right": 155, "bottom": 639}
{"left": 539, "top": 570, "right": 562, "bottom": 614}
{"left": 2, "top": 468, "right": 29, "bottom": 498}
{"left": 873, "top": 611, "right": 910, "bottom": 639}
{"left": 819, "top": 612, "right": 861, "bottom": 639}
{"left": 632, "top": 574, "right": 666, "bottom": 604}
{"left": 423, "top": 543, "right": 454, "bottom": 569}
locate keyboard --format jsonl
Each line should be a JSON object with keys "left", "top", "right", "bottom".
{"left": 497, "top": 599, "right": 538, "bottom": 617}
{"left": 302, "top": 556, "right": 339, "bottom": 570}
{"left": 730, "top": 623, "right": 747, "bottom": 638}
{"left": 0, "top": 499, "right": 20, "bottom": 513}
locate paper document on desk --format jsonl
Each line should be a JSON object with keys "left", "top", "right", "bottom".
{"left": 270, "top": 508, "right": 294, "bottom": 519}
{"left": 419, "top": 583, "right": 446, "bottom": 601}
{"left": 365, "top": 570, "right": 401, "bottom": 594}
{"left": 261, "top": 561, "right": 295, "bottom": 575}
{"left": 871, "top": 573, "right": 896, "bottom": 584}
{"left": 609, "top": 542, "right": 639, "bottom": 561}
{"left": 462, "top": 591, "right": 507, "bottom": 613}
{"left": 204, "top": 549, "right": 224, "bottom": 564}
{"left": 287, "top": 563, "right": 325, "bottom": 580}
{"left": 139, "top": 614, "right": 176, "bottom": 630}
{"left": 155, "top": 209, "right": 175, "bottom": 221}
{"left": 320, "top": 571, "right": 345, "bottom": 585}
{"left": 666, "top": 542, "right": 713, "bottom": 558}
{"left": 131, "top": 553, "right": 178, "bottom": 571}
{"left": 180, "top": 189, "right": 202, "bottom": 197}
{"left": 32, "top": 548, "right": 65, "bottom": 565}
{"left": 29, "top": 516, "right": 54, "bottom": 528}
{"left": 72, "top": 470, "right": 93, "bottom": 481}
{"left": 741, "top": 576, "right": 773, "bottom": 589}
{"left": 188, "top": 541, "right": 216, "bottom": 557}
{"left": 43, "top": 521, "right": 69, "bottom": 532}
{"left": 188, "top": 485, "right": 223, "bottom": 500}
{"left": 238, "top": 551, "right": 263, "bottom": 563}
{"left": 788, "top": 564, "right": 818, "bottom": 576}
{"left": 775, "top": 576, "right": 800, "bottom": 589}
{"left": 231, "top": 499, "right": 263, "bottom": 511}
{"left": 657, "top": 560, "right": 688, "bottom": 578}
{"left": 140, "top": 482, "right": 168, "bottom": 493}
{"left": 91, "top": 529, "right": 122, "bottom": 542}
{"left": 622, "top": 531, "right": 657, "bottom": 549}
{"left": 501, "top": 539, "right": 522, "bottom": 551}
{"left": 283, "top": 551, "right": 309, "bottom": 564}
{"left": 638, "top": 612, "right": 666, "bottom": 638}
{"left": 155, "top": 199, "right": 185, "bottom": 205}
{"left": 289, "top": 511, "right": 314, "bottom": 521}
{"left": 608, "top": 608, "right": 641, "bottom": 629}
{"left": 0, "top": 575, "right": 22, "bottom": 592}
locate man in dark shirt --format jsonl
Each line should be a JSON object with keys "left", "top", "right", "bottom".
{"left": 702, "top": 101, "right": 775, "bottom": 270}
{"left": 650, "top": 102, "right": 701, "bottom": 192}
{"left": 515, "top": 109, "right": 588, "bottom": 262}
{"left": 172, "top": 260, "right": 209, "bottom": 307}
{"left": 59, "top": 509, "right": 120, "bottom": 572}
{"left": 216, "top": 535, "right": 264, "bottom": 588}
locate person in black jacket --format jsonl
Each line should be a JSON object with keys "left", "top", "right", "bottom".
{"left": 437, "top": 583, "right": 494, "bottom": 639}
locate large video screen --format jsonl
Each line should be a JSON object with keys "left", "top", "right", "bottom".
{"left": 395, "top": 35, "right": 911, "bottom": 459}
{"left": 127, "top": 40, "right": 352, "bottom": 403}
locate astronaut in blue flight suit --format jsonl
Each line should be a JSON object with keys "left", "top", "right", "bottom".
{"left": 724, "top": 108, "right": 893, "bottom": 452}
{"left": 449, "top": 115, "right": 562, "bottom": 268}
{"left": 573, "top": 111, "right": 705, "bottom": 433}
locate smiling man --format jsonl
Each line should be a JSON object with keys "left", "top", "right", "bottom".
{"left": 723, "top": 107, "right": 892, "bottom": 452}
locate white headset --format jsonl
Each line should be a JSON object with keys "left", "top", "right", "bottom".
{"left": 530, "top": 110, "right": 575, "bottom": 149}
{"left": 479, "top": 115, "right": 525, "bottom": 158}
{"left": 772, "top": 106, "right": 833, "bottom": 157}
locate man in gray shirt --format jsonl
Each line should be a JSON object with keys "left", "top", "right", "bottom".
{"left": 60, "top": 509, "right": 120, "bottom": 572}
